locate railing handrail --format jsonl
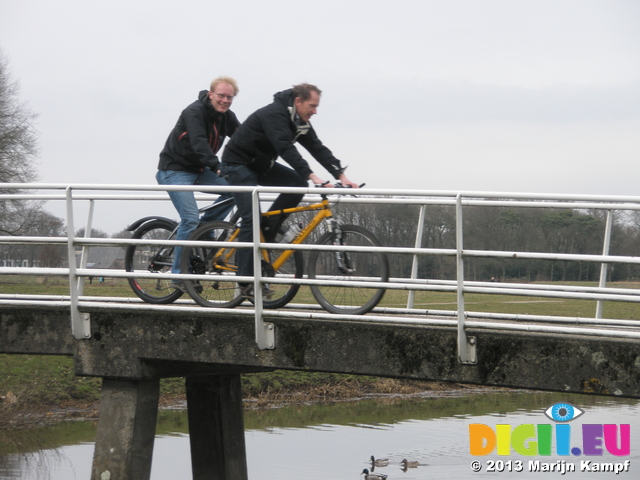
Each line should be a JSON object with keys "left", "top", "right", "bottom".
{"left": 2, "top": 183, "right": 640, "bottom": 357}
{"left": 5, "top": 180, "right": 640, "bottom": 201}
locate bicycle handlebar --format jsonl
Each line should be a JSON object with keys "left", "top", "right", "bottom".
{"left": 314, "top": 181, "right": 365, "bottom": 200}
{"left": 314, "top": 181, "right": 366, "bottom": 189}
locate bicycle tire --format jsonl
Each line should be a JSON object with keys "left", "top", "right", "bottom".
{"left": 252, "top": 247, "right": 303, "bottom": 309}
{"left": 308, "top": 224, "right": 388, "bottom": 315}
{"left": 125, "top": 219, "right": 183, "bottom": 304}
{"left": 181, "top": 221, "right": 303, "bottom": 309}
{"left": 179, "top": 221, "right": 244, "bottom": 308}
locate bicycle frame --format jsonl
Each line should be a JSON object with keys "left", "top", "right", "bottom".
{"left": 213, "top": 196, "right": 336, "bottom": 272}
{"left": 179, "top": 187, "right": 387, "bottom": 316}
{"left": 127, "top": 196, "right": 235, "bottom": 234}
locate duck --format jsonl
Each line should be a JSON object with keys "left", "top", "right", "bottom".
{"left": 361, "top": 468, "right": 388, "bottom": 480}
{"left": 401, "top": 458, "right": 420, "bottom": 467}
{"left": 370, "top": 455, "right": 390, "bottom": 466}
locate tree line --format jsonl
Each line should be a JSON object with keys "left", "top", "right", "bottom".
{"left": 4, "top": 195, "right": 640, "bottom": 284}
{"left": 331, "top": 201, "right": 640, "bottom": 283}
{"left": 3, "top": 199, "right": 639, "bottom": 284}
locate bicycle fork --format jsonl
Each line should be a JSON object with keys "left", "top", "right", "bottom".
{"left": 328, "top": 219, "right": 354, "bottom": 274}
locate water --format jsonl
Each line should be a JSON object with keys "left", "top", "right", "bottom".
{"left": 1, "top": 389, "right": 638, "bottom": 479}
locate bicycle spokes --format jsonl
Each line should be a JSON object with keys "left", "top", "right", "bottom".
{"left": 125, "top": 219, "right": 183, "bottom": 305}
{"left": 149, "top": 248, "right": 173, "bottom": 272}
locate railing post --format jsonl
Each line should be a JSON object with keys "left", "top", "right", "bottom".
{"left": 456, "top": 194, "right": 476, "bottom": 364}
{"left": 407, "top": 204, "right": 426, "bottom": 309}
{"left": 596, "top": 210, "right": 614, "bottom": 319}
{"left": 77, "top": 199, "right": 95, "bottom": 296}
{"left": 65, "top": 187, "right": 91, "bottom": 339}
{"left": 252, "top": 189, "right": 274, "bottom": 350}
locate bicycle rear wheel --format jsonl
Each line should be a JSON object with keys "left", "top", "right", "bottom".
{"left": 180, "top": 221, "right": 244, "bottom": 308}
{"left": 308, "top": 224, "right": 388, "bottom": 315}
{"left": 181, "top": 221, "right": 304, "bottom": 309}
{"left": 125, "top": 219, "right": 183, "bottom": 304}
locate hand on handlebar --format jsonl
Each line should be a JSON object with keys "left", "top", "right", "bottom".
{"left": 339, "top": 180, "right": 361, "bottom": 189}
{"left": 314, "top": 180, "right": 366, "bottom": 189}
{"left": 310, "top": 171, "right": 362, "bottom": 188}
{"left": 338, "top": 173, "right": 360, "bottom": 189}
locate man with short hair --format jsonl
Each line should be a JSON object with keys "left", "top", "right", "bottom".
{"left": 221, "top": 83, "right": 359, "bottom": 298}
{"left": 157, "top": 76, "right": 240, "bottom": 291}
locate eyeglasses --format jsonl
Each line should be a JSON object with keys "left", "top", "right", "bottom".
{"left": 212, "top": 92, "right": 235, "bottom": 101}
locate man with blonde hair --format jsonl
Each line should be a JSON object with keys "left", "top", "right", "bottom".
{"left": 157, "top": 76, "right": 240, "bottom": 292}
{"left": 209, "top": 75, "right": 238, "bottom": 95}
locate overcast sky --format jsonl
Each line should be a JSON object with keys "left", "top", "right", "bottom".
{"left": 2, "top": 0, "right": 640, "bottom": 234}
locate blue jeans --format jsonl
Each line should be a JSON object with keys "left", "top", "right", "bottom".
{"left": 221, "top": 163, "right": 307, "bottom": 279}
{"left": 156, "top": 168, "right": 234, "bottom": 273}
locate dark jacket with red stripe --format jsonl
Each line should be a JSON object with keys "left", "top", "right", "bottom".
{"left": 158, "top": 90, "right": 240, "bottom": 173}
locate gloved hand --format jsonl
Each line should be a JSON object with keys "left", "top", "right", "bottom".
{"left": 203, "top": 155, "right": 220, "bottom": 171}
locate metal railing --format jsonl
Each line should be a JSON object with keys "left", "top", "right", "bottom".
{"left": 3, "top": 183, "right": 640, "bottom": 361}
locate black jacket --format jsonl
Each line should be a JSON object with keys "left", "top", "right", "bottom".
{"left": 158, "top": 90, "right": 240, "bottom": 173}
{"left": 222, "top": 89, "right": 344, "bottom": 179}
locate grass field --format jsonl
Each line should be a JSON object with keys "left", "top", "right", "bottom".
{"left": 2, "top": 275, "right": 640, "bottom": 320}
{"left": 380, "top": 281, "right": 640, "bottom": 320}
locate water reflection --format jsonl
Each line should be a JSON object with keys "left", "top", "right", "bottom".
{"left": 1, "top": 390, "right": 638, "bottom": 479}
{"left": 0, "top": 420, "right": 96, "bottom": 480}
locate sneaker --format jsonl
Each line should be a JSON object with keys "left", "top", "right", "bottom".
{"left": 170, "top": 280, "right": 204, "bottom": 294}
{"left": 240, "top": 284, "right": 276, "bottom": 300}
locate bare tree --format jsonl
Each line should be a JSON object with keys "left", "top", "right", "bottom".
{"left": 76, "top": 227, "right": 109, "bottom": 238}
{"left": 0, "top": 209, "right": 66, "bottom": 267}
{"left": 0, "top": 49, "right": 39, "bottom": 185}
{"left": 0, "top": 49, "right": 48, "bottom": 238}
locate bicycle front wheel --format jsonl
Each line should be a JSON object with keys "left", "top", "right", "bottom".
{"left": 308, "top": 224, "right": 388, "bottom": 315}
{"left": 180, "top": 221, "right": 244, "bottom": 308}
{"left": 125, "top": 219, "right": 183, "bottom": 304}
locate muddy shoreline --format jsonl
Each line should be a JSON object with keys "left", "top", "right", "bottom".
{"left": 1, "top": 380, "right": 511, "bottom": 430}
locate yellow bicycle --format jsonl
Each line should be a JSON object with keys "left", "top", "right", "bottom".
{"left": 179, "top": 186, "right": 389, "bottom": 314}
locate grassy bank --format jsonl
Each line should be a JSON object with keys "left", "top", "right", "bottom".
{"left": 0, "top": 354, "right": 448, "bottom": 429}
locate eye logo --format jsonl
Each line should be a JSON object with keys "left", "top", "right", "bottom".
{"left": 544, "top": 403, "right": 584, "bottom": 422}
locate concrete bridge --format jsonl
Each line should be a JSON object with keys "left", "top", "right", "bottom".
{"left": 3, "top": 184, "right": 640, "bottom": 479}
{"left": 2, "top": 302, "right": 640, "bottom": 480}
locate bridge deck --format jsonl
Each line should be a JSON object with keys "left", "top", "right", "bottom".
{"left": 2, "top": 299, "right": 639, "bottom": 398}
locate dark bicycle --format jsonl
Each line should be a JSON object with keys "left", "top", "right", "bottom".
{"left": 124, "top": 197, "right": 237, "bottom": 304}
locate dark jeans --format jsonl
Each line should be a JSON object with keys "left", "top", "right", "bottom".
{"left": 221, "top": 163, "right": 307, "bottom": 278}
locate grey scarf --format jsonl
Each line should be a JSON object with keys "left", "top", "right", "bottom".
{"left": 288, "top": 106, "right": 311, "bottom": 141}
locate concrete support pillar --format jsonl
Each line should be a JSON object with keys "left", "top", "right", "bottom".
{"left": 91, "top": 378, "right": 160, "bottom": 480}
{"left": 186, "top": 374, "right": 248, "bottom": 480}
